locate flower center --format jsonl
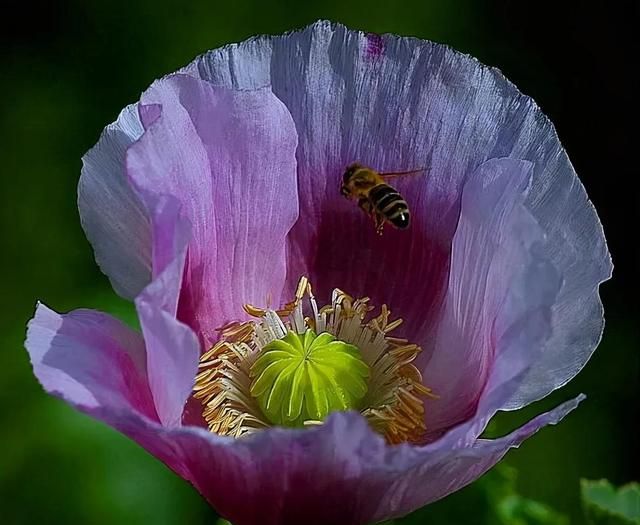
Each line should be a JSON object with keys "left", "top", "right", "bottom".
{"left": 249, "top": 329, "right": 370, "bottom": 427}
{"left": 194, "top": 277, "right": 435, "bottom": 443}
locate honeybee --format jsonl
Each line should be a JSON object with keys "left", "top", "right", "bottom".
{"left": 340, "top": 163, "right": 423, "bottom": 234}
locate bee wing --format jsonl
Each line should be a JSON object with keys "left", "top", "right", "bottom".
{"left": 378, "top": 167, "right": 427, "bottom": 179}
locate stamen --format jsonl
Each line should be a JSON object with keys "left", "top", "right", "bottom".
{"left": 194, "top": 277, "right": 434, "bottom": 443}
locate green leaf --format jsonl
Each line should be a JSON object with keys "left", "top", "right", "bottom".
{"left": 395, "top": 464, "right": 568, "bottom": 525}
{"left": 498, "top": 494, "right": 569, "bottom": 525}
{"left": 581, "top": 479, "right": 640, "bottom": 525}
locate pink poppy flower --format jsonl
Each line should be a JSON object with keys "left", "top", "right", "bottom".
{"left": 25, "top": 21, "right": 611, "bottom": 525}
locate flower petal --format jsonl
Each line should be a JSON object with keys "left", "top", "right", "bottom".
{"left": 193, "top": 23, "right": 456, "bottom": 339}
{"left": 423, "top": 158, "right": 562, "bottom": 438}
{"left": 135, "top": 295, "right": 199, "bottom": 428}
{"left": 25, "top": 303, "right": 157, "bottom": 420}
{"left": 28, "top": 193, "right": 200, "bottom": 429}
{"left": 125, "top": 74, "right": 299, "bottom": 346}
{"left": 191, "top": 20, "right": 611, "bottom": 406}
{"left": 56, "top": 397, "right": 581, "bottom": 525}
{"left": 369, "top": 395, "right": 584, "bottom": 522}
{"left": 25, "top": 299, "right": 582, "bottom": 524}
{"left": 135, "top": 192, "right": 192, "bottom": 312}
{"left": 78, "top": 103, "right": 150, "bottom": 299}
{"left": 129, "top": 190, "right": 200, "bottom": 428}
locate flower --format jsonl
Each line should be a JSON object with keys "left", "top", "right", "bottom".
{"left": 25, "top": 21, "right": 611, "bottom": 525}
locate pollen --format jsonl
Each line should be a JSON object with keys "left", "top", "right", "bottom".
{"left": 193, "top": 277, "right": 435, "bottom": 444}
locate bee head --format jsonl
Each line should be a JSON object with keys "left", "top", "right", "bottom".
{"left": 340, "top": 164, "right": 357, "bottom": 198}
{"left": 342, "top": 163, "right": 361, "bottom": 184}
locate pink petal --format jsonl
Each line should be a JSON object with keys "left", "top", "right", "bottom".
{"left": 134, "top": 192, "right": 191, "bottom": 314}
{"left": 191, "top": 20, "right": 611, "bottom": 408}
{"left": 25, "top": 303, "right": 157, "bottom": 421}
{"left": 125, "top": 74, "right": 298, "bottom": 347}
{"left": 60, "top": 399, "right": 581, "bottom": 525}
{"left": 136, "top": 278, "right": 200, "bottom": 428}
{"left": 129, "top": 191, "right": 200, "bottom": 427}
{"left": 78, "top": 104, "right": 150, "bottom": 299}
{"left": 135, "top": 300, "right": 199, "bottom": 428}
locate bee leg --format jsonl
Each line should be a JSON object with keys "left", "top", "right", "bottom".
{"left": 358, "top": 198, "right": 376, "bottom": 224}
{"left": 357, "top": 198, "right": 384, "bottom": 234}
{"left": 357, "top": 197, "right": 372, "bottom": 214}
{"left": 358, "top": 198, "right": 380, "bottom": 233}
{"left": 374, "top": 213, "right": 385, "bottom": 235}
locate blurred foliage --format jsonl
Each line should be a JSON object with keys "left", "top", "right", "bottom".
{"left": 384, "top": 465, "right": 569, "bottom": 525}
{"left": 581, "top": 480, "right": 640, "bottom": 525}
{"left": 0, "top": 1, "right": 636, "bottom": 524}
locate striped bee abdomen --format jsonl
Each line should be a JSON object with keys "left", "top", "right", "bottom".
{"left": 369, "top": 184, "right": 411, "bottom": 229}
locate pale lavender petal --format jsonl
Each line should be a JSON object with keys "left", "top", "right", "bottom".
{"left": 192, "top": 20, "right": 611, "bottom": 407}
{"left": 78, "top": 103, "right": 150, "bottom": 299}
{"left": 25, "top": 303, "right": 157, "bottom": 420}
{"left": 125, "top": 74, "right": 298, "bottom": 347}
{"left": 422, "top": 158, "right": 561, "bottom": 438}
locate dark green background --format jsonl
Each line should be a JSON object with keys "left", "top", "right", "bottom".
{"left": 1, "top": 1, "right": 637, "bottom": 524}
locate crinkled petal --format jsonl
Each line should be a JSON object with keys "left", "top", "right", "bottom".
{"left": 25, "top": 303, "right": 157, "bottom": 421}
{"left": 48, "top": 398, "right": 581, "bottom": 525}
{"left": 191, "top": 20, "right": 611, "bottom": 407}
{"left": 125, "top": 74, "right": 298, "bottom": 347}
{"left": 78, "top": 103, "right": 150, "bottom": 299}
{"left": 423, "top": 158, "right": 561, "bottom": 438}
{"left": 129, "top": 190, "right": 200, "bottom": 428}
